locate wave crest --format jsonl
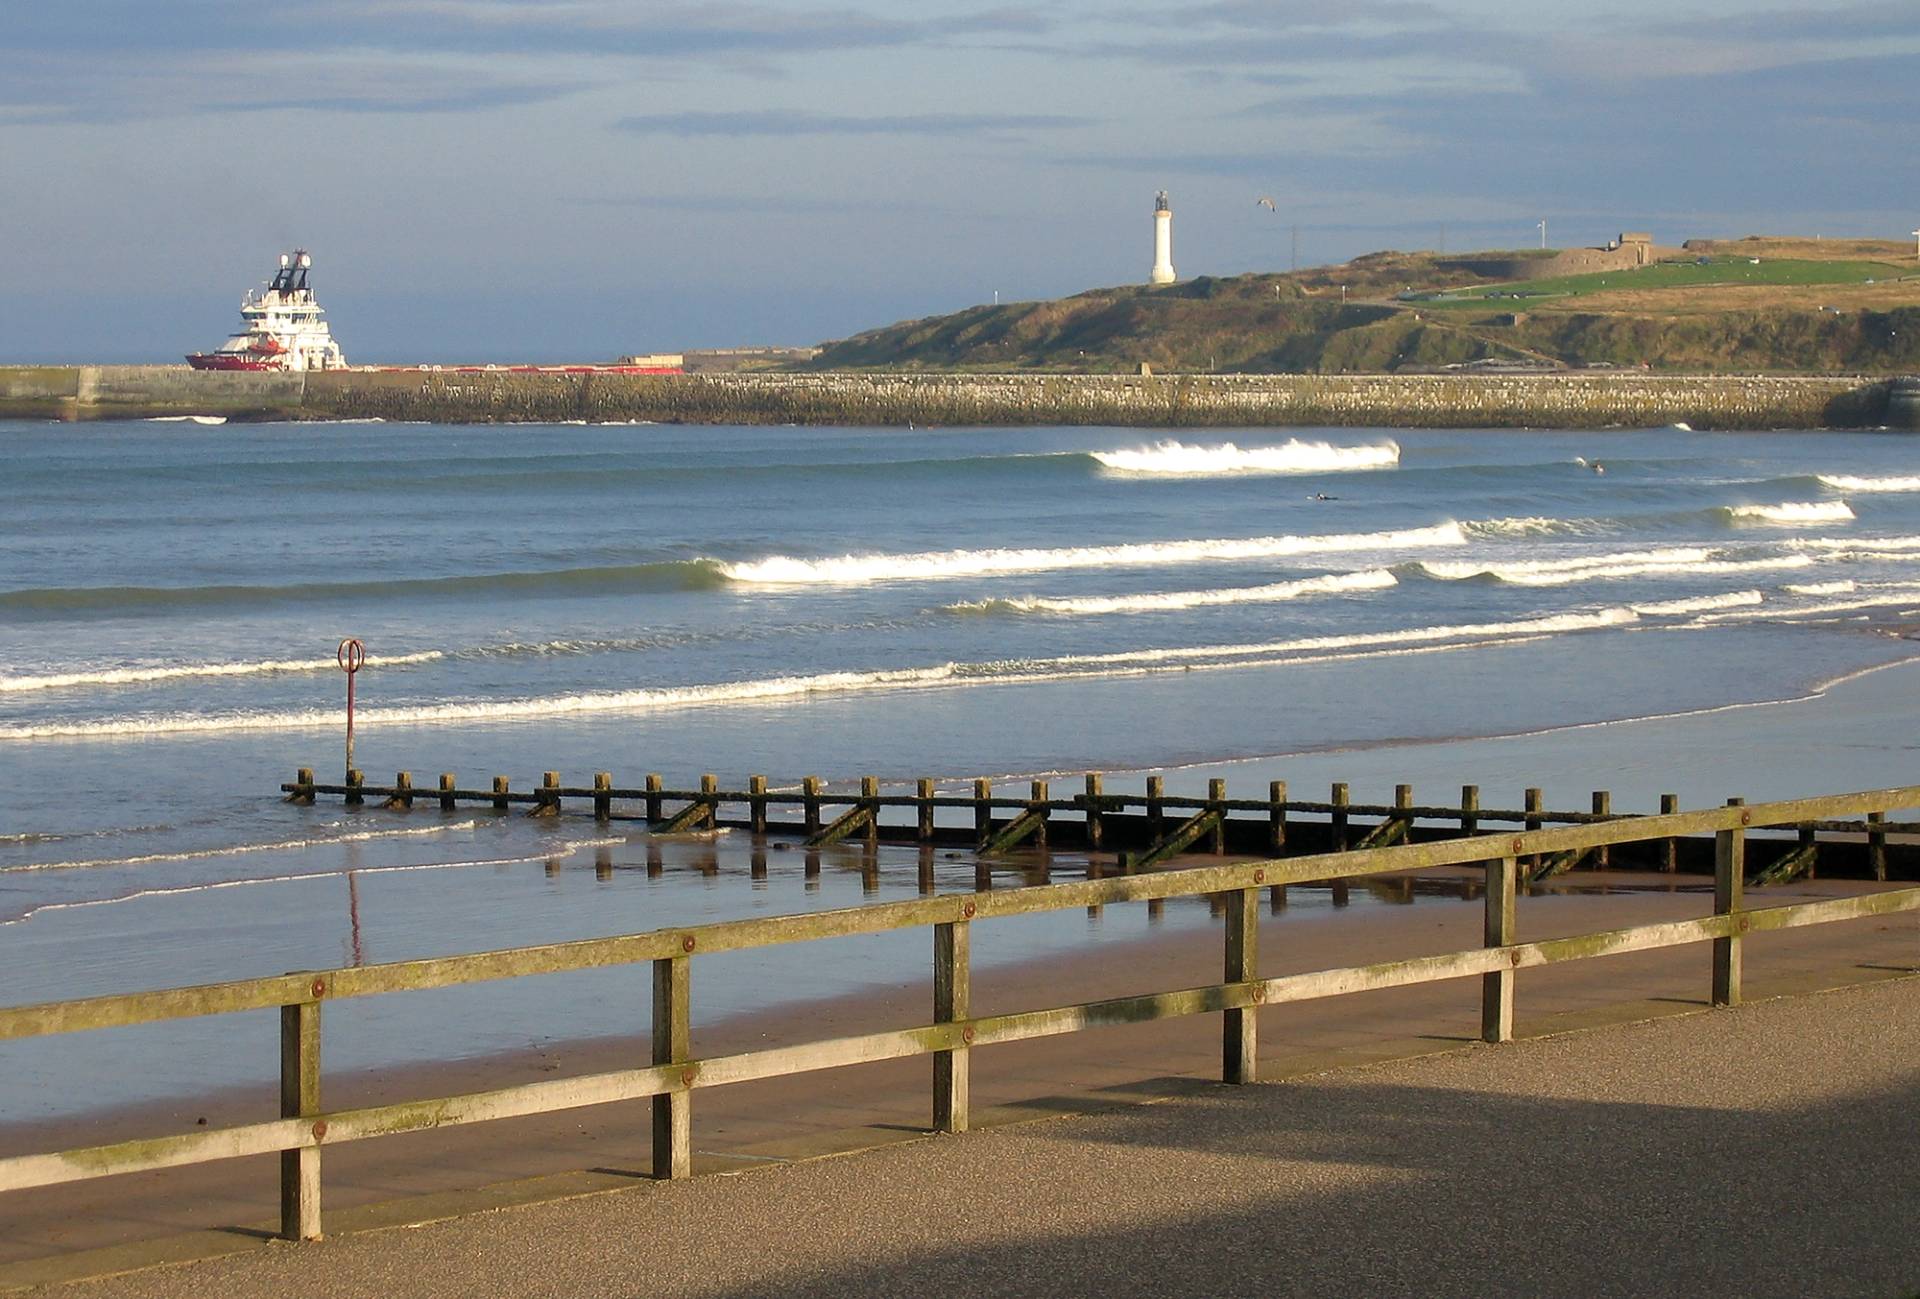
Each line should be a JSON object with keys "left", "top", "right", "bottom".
{"left": 1816, "top": 474, "right": 1920, "bottom": 493}
{"left": 1723, "top": 501, "right": 1854, "bottom": 525}
{"left": 946, "top": 569, "right": 1397, "bottom": 616}
{"left": 1091, "top": 439, "right": 1398, "bottom": 476}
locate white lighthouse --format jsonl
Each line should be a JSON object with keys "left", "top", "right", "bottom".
{"left": 1148, "top": 190, "right": 1176, "bottom": 285}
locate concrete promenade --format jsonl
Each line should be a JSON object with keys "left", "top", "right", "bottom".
{"left": 35, "top": 978, "right": 1920, "bottom": 1299}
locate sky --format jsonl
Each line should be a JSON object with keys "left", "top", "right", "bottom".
{"left": 2, "top": 0, "right": 1916, "bottom": 363}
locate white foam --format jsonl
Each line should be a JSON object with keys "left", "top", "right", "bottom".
{"left": 1795, "top": 534, "right": 1920, "bottom": 552}
{"left": 1784, "top": 580, "right": 1857, "bottom": 595}
{"left": 1419, "top": 550, "right": 1810, "bottom": 587}
{"left": 1702, "top": 586, "right": 1920, "bottom": 621}
{"left": 0, "top": 650, "right": 444, "bottom": 694}
{"left": 143, "top": 415, "right": 229, "bottom": 426}
{"left": 0, "top": 820, "right": 486, "bottom": 874}
{"left": 949, "top": 569, "right": 1396, "bottom": 616}
{"left": 1419, "top": 547, "right": 1714, "bottom": 580}
{"left": 1090, "top": 439, "right": 1398, "bottom": 476}
{"left": 1725, "top": 501, "right": 1854, "bottom": 525}
{"left": 718, "top": 522, "right": 1466, "bottom": 585}
{"left": 1630, "top": 591, "right": 1764, "bottom": 616}
{"left": 0, "top": 608, "right": 1644, "bottom": 741}
{"left": 1816, "top": 474, "right": 1920, "bottom": 493}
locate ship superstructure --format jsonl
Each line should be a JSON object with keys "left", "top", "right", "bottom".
{"left": 186, "top": 250, "right": 347, "bottom": 371}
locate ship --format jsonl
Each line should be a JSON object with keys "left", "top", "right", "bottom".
{"left": 186, "top": 250, "right": 347, "bottom": 371}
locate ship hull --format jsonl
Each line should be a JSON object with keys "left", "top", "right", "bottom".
{"left": 185, "top": 354, "right": 285, "bottom": 372}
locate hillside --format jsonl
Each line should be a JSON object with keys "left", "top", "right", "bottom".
{"left": 809, "top": 238, "right": 1920, "bottom": 375}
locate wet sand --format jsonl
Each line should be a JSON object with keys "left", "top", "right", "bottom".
{"left": 3, "top": 869, "right": 1913, "bottom": 1270}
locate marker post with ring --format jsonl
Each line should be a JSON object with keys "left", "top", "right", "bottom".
{"left": 337, "top": 637, "right": 365, "bottom": 786}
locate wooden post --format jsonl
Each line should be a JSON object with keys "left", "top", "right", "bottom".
{"left": 1223, "top": 886, "right": 1258, "bottom": 1083}
{"left": 749, "top": 776, "right": 769, "bottom": 835}
{"left": 861, "top": 776, "right": 880, "bottom": 848}
{"left": 1085, "top": 773, "right": 1104, "bottom": 851}
{"left": 1797, "top": 822, "right": 1817, "bottom": 880}
{"left": 652, "top": 954, "right": 691, "bottom": 1179}
{"left": 702, "top": 773, "right": 720, "bottom": 830}
{"left": 439, "top": 772, "right": 457, "bottom": 812}
{"left": 279, "top": 996, "right": 322, "bottom": 1240}
{"left": 645, "top": 773, "right": 663, "bottom": 823}
{"left": 1330, "top": 782, "right": 1349, "bottom": 852}
{"left": 1031, "top": 780, "right": 1049, "bottom": 854}
{"left": 1460, "top": 784, "right": 1479, "bottom": 837}
{"left": 1714, "top": 800, "right": 1746, "bottom": 1008}
{"left": 291, "top": 767, "right": 316, "bottom": 806}
{"left": 1868, "top": 810, "right": 1887, "bottom": 882}
{"left": 345, "top": 769, "right": 364, "bottom": 807}
{"left": 533, "top": 771, "right": 561, "bottom": 818}
{"left": 934, "top": 917, "right": 971, "bottom": 1133}
{"left": 1208, "top": 779, "right": 1227, "bottom": 854}
{"left": 1661, "top": 793, "right": 1679, "bottom": 872}
{"left": 491, "top": 775, "right": 510, "bottom": 812}
{"left": 1396, "top": 783, "right": 1413, "bottom": 842}
{"left": 1481, "top": 856, "right": 1517, "bottom": 1043}
{"left": 1524, "top": 787, "right": 1543, "bottom": 871}
{"left": 803, "top": 777, "right": 822, "bottom": 838}
{"left": 1268, "top": 780, "right": 1287, "bottom": 854}
{"left": 389, "top": 771, "right": 413, "bottom": 811}
{"left": 1146, "top": 775, "right": 1165, "bottom": 839}
{"left": 593, "top": 772, "right": 612, "bottom": 821}
{"left": 974, "top": 778, "right": 991, "bottom": 846}
{"left": 1592, "top": 790, "right": 1611, "bottom": 869}
{"left": 917, "top": 778, "right": 936, "bottom": 842}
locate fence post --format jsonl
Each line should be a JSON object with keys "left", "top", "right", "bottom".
{"left": 645, "top": 773, "right": 663, "bottom": 823}
{"left": 1460, "top": 784, "right": 1479, "bottom": 837}
{"left": 652, "top": 953, "right": 691, "bottom": 1179}
{"left": 1330, "top": 782, "right": 1349, "bottom": 851}
{"left": 1481, "top": 857, "right": 1517, "bottom": 1043}
{"left": 918, "top": 778, "right": 936, "bottom": 842}
{"left": 593, "top": 772, "right": 612, "bottom": 822}
{"left": 291, "top": 766, "right": 316, "bottom": 806}
{"left": 702, "top": 773, "right": 720, "bottom": 828}
{"left": 934, "top": 912, "right": 972, "bottom": 1133}
{"left": 973, "top": 778, "right": 991, "bottom": 846}
{"left": 1868, "top": 809, "right": 1887, "bottom": 882}
{"left": 1224, "top": 885, "right": 1258, "bottom": 1083}
{"left": 1146, "top": 775, "right": 1165, "bottom": 840}
{"left": 750, "top": 776, "right": 769, "bottom": 835}
{"left": 345, "top": 768, "right": 364, "bottom": 807}
{"left": 1395, "top": 783, "right": 1413, "bottom": 841}
{"left": 1208, "top": 779, "right": 1227, "bottom": 854}
{"left": 388, "top": 771, "right": 413, "bottom": 811}
{"left": 1268, "top": 779, "right": 1287, "bottom": 854}
{"left": 491, "top": 775, "right": 510, "bottom": 812}
{"left": 533, "top": 771, "right": 561, "bottom": 818}
{"left": 803, "top": 776, "right": 822, "bottom": 838}
{"left": 1031, "top": 780, "right": 1049, "bottom": 853}
{"left": 1085, "top": 773, "right": 1104, "bottom": 851}
{"left": 439, "top": 772, "right": 457, "bottom": 812}
{"left": 1660, "top": 793, "right": 1679, "bottom": 872}
{"left": 1713, "top": 800, "right": 1746, "bottom": 1008}
{"left": 1592, "top": 791, "right": 1611, "bottom": 868}
{"left": 279, "top": 994, "right": 323, "bottom": 1240}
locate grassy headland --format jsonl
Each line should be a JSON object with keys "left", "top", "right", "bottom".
{"left": 808, "top": 237, "right": 1920, "bottom": 375}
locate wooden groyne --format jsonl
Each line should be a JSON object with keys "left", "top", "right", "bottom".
{"left": 8, "top": 783, "right": 1919, "bottom": 1244}
{"left": 283, "top": 768, "right": 1916, "bottom": 884}
{"left": 4, "top": 365, "right": 1911, "bottom": 430}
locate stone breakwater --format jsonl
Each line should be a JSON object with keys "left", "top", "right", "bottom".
{"left": 4, "top": 366, "right": 1916, "bottom": 430}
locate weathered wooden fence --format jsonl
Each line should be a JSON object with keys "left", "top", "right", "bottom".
{"left": 4, "top": 786, "right": 1918, "bottom": 1244}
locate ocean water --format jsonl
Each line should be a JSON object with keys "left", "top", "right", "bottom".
{"left": 5, "top": 417, "right": 1920, "bottom": 1115}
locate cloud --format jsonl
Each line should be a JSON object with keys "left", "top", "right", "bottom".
{"left": 612, "top": 110, "right": 1093, "bottom": 137}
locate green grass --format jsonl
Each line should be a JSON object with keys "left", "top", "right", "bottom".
{"left": 1415, "top": 257, "right": 1914, "bottom": 310}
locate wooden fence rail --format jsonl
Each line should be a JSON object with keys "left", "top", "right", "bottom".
{"left": 6, "top": 785, "right": 1919, "bottom": 1243}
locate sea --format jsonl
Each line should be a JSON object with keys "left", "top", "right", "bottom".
{"left": 5, "top": 416, "right": 1920, "bottom": 1118}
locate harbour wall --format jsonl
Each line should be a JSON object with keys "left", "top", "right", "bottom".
{"left": 3, "top": 366, "right": 1915, "bottom": 430}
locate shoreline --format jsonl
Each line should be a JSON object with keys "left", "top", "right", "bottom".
{"left": 4, "top": 367, "right": 1914, "bottom": 429}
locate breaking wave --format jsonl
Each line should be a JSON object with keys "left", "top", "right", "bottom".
{"left": 944, "top": 569, "right": 1397, "bottom": 616}
{"left": 1409, "top": 548, "right": 1813, "bottom": 587}
{"left": 717, "top": 523, "right": 1466, "bottom": 585}
{"left": 1816, "top": 475, "right": 1920, "bottom": 493}
{"left": 1091, "top": 439, "right": 1399, "bottom": 476}
{"left": 1783, "top": 580, "right": 1857, "bottom": 596}
{"left": 0, "top": 650, "right": 444, "bottom": 694}
{"left": 1629, "top": 591, "right": 1764, "bottom": 616}
{"left": 1721, "top": 501, "right": 1854, "bottom": 525}
{"left": 0, "top": 607, "right": 1644, "bottom": 740}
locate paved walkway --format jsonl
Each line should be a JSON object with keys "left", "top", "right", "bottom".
{"left": 39, "top": 978, "right": 1920, "bottom": 1299}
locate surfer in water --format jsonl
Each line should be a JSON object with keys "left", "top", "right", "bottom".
{"left": 1310, "top": 491, "right": 1338, "bottom": 501}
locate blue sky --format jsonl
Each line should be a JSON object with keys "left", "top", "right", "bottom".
{"left": 2, "top": 1, "right": 1915, "bottom": 362}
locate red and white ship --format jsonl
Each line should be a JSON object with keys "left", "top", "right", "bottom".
{"left": 186, "top": 250, "right": 347, "bottom": 371}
